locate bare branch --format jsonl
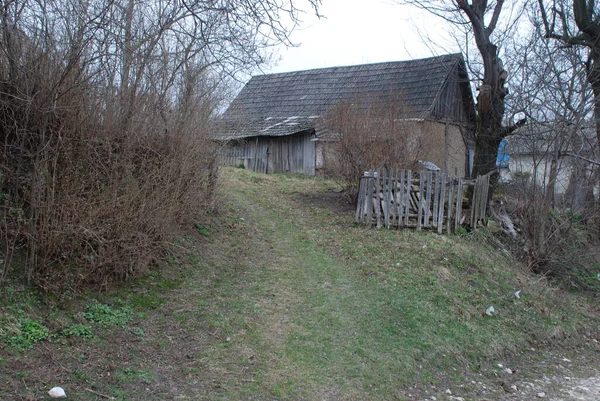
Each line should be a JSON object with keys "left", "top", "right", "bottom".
{"left": 486, "top": 0, "right": 505, "bottom": 35}
{"left": 561, "top": 151, "right": 600, "bottom": 165}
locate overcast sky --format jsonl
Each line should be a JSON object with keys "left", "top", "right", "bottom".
{"left": 266, "top": 0, "right": 456, "bottom": 74}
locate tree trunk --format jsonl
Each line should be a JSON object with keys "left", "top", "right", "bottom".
{"left": 472, "top": 43, "right": 507, "bottom": 179}
{"left": 120, "top": 0, "right": 135, "bottom": 132}
{"left": 589, "top": 49, "right": 600, "bottom": 148}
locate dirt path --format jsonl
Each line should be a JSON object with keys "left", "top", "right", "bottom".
{"left": 418, "top": 346, "right": 600, "bottom": 401}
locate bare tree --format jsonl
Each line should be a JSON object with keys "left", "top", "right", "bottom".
{"left": 398, "top": 1, "right": 526, "bottom": 180}
{"left": 537, "top": 0, "right": 600, "bottom": 146}
{"left": 498, "top": 16, "right": 599, "bottom": 280}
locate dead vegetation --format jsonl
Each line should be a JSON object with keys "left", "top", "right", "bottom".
{"left": 0, "top": 0, "right": 219, "bottom": 292}
{"left": 320, "top": 95, "right": 425, "bottom": 199}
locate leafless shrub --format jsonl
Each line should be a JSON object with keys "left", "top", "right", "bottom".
{"left": 0, "top": 61, "right": 219, "bottom": 291}
{"left": 320, "top": 95, "right": 428, "bottom": 200}
{"left": 497, "top": 123, "right": 600, "bottom": 289}
{"left": 0, "top": 0, "right": 231, "bottom": 292}
{"left": 493, "top": 16, "right": 600, "bottom": 290}
{"left": 0, "top": 0, "right": 321, "bottom": 292}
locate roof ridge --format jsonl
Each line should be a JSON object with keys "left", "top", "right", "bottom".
{"left": 255, "top": 53, "right": 463, "bottom": 78}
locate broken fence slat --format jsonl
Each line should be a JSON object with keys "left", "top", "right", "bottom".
{"left": 405, "top": 170, "right": 412, "bottom": 227}
{"left": 376, "top": 168, "right": 382, "bottom": 229}
{"left": 398, "top": 169, "right": 405, "bottom": 227}
{"left": 447, "top": 178, "right": 455, "bottom": 233}
{"left": 366, "top": 176, "right": 374, "bottom": 227}
{"left": 432, "top": 172, "right": 440, "bottom": 227}
{"left": 417, "top": 170, "right": 424, "bottom": 231}
{"left": 456, "top": 178, "right": 463, "bottom": 229}
{"left": 389, "top": 168, "right": 396, "bottom": 227}
{"left": 438, "top": 173, "right": 447, "bottom": 234}
{"left": 355, "top": 177, "right": 365, "bottom": 223}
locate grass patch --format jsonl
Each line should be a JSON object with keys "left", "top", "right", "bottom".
{"left": 83, "top": 302, "right": 132, "bottom": 327}
{"left": 61, "top": 324, "right": 94, "bottom": 339}
{"left": 5, "top": 318, "right": 49, "bottom": 350}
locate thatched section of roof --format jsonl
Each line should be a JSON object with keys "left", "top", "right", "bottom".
{"left": 216, "top": 53, "right": 475, "bottom": 140}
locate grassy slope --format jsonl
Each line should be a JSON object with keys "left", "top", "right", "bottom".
{"left": 1, "top": 167, "right": 599, "bottom": 400}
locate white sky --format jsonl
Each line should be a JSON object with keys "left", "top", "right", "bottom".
{"left": 266, "top": 0, "right": 457, "bottom": 74}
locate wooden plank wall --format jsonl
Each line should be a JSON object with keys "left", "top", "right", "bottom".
{"left": 218, "top": 137, "right": 269, "bottom": 173}
{"left": 218, "top": 132, "right": 316, "bottom": 175}
{"left": 355, "top": 168, "right": 490, "bottom": 233}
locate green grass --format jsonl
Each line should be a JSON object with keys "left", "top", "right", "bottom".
{"left": 0, "top": 167, "right": 598, "bottom": 400}
{"left": 197, "top": 168, "right": 599, "bottom": 399}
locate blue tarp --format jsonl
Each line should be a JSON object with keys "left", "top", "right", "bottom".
{"left": 496, "top": 138, "right": 509, "bottom": 169}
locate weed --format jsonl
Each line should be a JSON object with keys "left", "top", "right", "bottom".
{"left": 83, "top": 302, "right": 132, "bottom": 327}
{"left": 6, "top": 318, "right": 49, "bottom": 350}
{"left": 195, "top": 223, "right": 211, "bottom": 237}
{"left": 130, "top": 294, "right": 164, "bottom": 309}
{"left": 62, "top": 324, "right": 94, "bottom": 339}
{"left": 455, "top": 226, "right": 469, "bottom": 236}
{"left": 160, "top": 278, "right": 180, "bottom": 290}
{"left": 71, "top": 369, "right": 91, "bottom": 383}
{"left": 14, "top": 371, "right": 29, "bottom": 380}
{"left": 132, "top": 327, "right": 145, "bottom": 337}
{"left": 164, "top": 256, "right": 179, "bottom": 265}
{"left": 117, "top": 368, "right": 153, "bottom": 384}
{"left": 174, "top": 313, "right": 188, "bottom": 325}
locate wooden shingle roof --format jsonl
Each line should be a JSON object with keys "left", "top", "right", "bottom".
{"left": 218, "top": 53, "right": 473, "bottom": 139}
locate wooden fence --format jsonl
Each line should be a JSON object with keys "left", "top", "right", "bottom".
{"left": 355, "top": 168, "right": 490, "bottom": 233}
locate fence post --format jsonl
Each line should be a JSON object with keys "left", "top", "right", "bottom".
{"left": 447, "top": 178, "right": 455, "bottom": 233}
{"left": 376, "top": 168, "right": 382, "bottom": 228}
{"left": 398, "top": 169, "right": 405, "bottom": 227}
{"left": 438, "top": 173, "right": 447, "bottom": 234}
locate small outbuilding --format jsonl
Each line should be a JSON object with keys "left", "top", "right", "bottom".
{"left": 216, "top": 53, "right": 476, "bottom": 176}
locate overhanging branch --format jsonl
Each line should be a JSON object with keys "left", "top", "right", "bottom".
{"left": 561, "top": 151, "right": 600, "bottom": 165}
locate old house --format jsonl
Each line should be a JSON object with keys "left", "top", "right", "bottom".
{"left": 498, "top": 121, "right": 599, "bottom": 208}
{"left": 216, "top": 53, "right": 476, "bottom": 176}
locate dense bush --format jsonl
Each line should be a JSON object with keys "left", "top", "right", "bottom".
{"left": 0, "top": 0, "right": 220, "bottom": 292}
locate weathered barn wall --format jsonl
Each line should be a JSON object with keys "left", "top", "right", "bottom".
{"left": 414, "top": 121, "right": 467, "bottom": 177}
{"left": 219, "top": 131, "right": 316, "bottom": 175}
{"left": 316, "top": 120, "right": 468, "bottom": 178}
